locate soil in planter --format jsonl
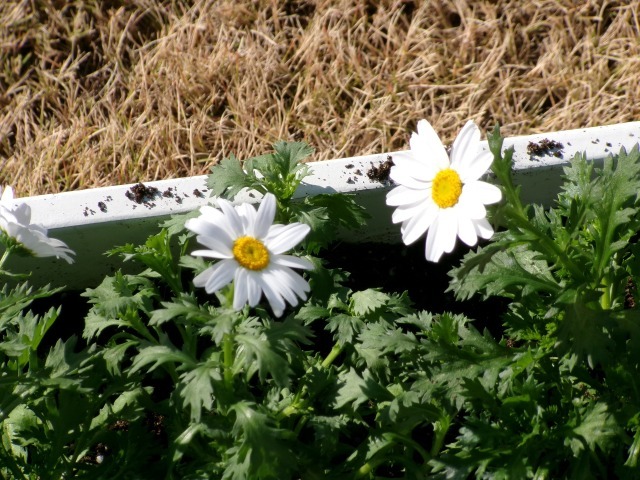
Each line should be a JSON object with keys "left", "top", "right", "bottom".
{"left": 323, "top": 240, "right": 509, "bottom": 333}
{"left": 32, "top": 240, "right": 508, "bottom": 346}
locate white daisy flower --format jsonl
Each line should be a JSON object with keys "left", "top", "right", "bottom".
{"left": 0, "top": 186, "right": 75, "bottom": 264}
{"left": 185, "top": 192, "right": 313, "bottom": 317}
{"left": 386, "top": 119, "right": 502, "bottom": 262}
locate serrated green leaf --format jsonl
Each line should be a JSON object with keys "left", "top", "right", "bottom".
{"left": 225, "top": 401, "right": 295, "bottom": 479}
{"left": 207, "top": 154, "right": 258, "bottom": 199}
{"left": 180, "top": 362, "right": 221, "bottom": 422}
{"left": 150, "top": 294, "right": 214, "bottom": 326}
{"left": 130, "top": 343, "right": 195, "bottom": 374}
{"left": 334, "top": 368, "right": 392, "bottom": 410}
{"left": 351, "top": 289, "right": 389, "bottom": 316}
{"left": 234, "top": 332, "right": 291, "bottom": 387}
{"left": 449, "top": 247, "right": 560, "bottom": 301}
{"left": 569, "top": 402, "right": 620, "bottom": 455}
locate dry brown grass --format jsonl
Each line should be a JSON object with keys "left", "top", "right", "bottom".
{"left": 1, "top": 0, "right": 639, "bottom": 196}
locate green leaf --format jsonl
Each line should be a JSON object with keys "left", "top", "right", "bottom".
{"left": 160, "top": 209, "right": 201, "bottom": 236}
{"left": 234, "top": 332, "right": 292, "bottom": 387}
{"left": 568, "top": 402, "right": 620, "bottom": 455}
{"left": 449, "top": 246, "right": 560, "bottom": 301}
{"left": 130, "top": 343, "right": 195, "bottom": 374}
{"left": 288, "top": 194, "right": 368, "bottom": 253}
{"left": 334, "top": 368, "right": 392, "bottom": 410}
{"left": 150, "top": 293, "right": 215, "bottom": 326}
{"left": 350, "top": 289, "right": 389, "bottom": 316}
{"left": 109, "top": 229, "right": 183, "bottom": 294}
{"left": 180, "top": 362, "right": 222, "bottom": 422}
{"left": 225, "top": 401, "right": 295, "bottom": 479}
{"left": 326, "top": 313, "right": 363, "bottom": 346}
{"left": 82, "top": 272, "right": 154, "bottom": 319}
{"left": 207, "top": 154, "right": 259, "bottom": 199}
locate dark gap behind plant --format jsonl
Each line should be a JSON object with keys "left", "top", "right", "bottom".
{"left": 323, "top": 240, "right": 509, "bottom": 336}
{"left": 32, "top": 240, "right": 510, "bottom": 349}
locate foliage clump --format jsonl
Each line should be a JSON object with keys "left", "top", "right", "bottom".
{"left": 0, "top": 131, "right": 640, "bottom": 478}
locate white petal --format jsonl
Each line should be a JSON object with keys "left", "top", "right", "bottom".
{"left": 194, "top": 260, "right": 236, "bottom": 293}
{"left": 457, "top": 215, "right": 479, "bottom": 247}
{"left": 425, "top": 213, "right": 457, "bottom": 262}
{"left": 272, "top": 254, "right": 314, "bottom": 270}
{"left": 281, "top": 267, "right": 310, "bottom": 297}
{"left": 13, "top": 203, "right": 31, "bottom": 225}
{"left": 190, "top": 248, "right": 231, "bottom": 260}
{"left": 400, "top": 202, "right": 439, "bottom": 245}
{"left": 195, "top": 206, "right": 242, "bottom": 238}
{"left": 256, "top": 275, "right": 286, "bottom": 317}
{"left": 463, "top": 181, "right": 502, "bottom": 205}
{"left": 391, "top": 199, "right": 430, "bottom": 224}
{"left": 254, "top": 193, "right": 276, "bottom": 238}
{"left": 233, "top": 268, "right": 249, "bottom": 310}
{"left": 216, "top": 199, "right": 244, "bottom": 237}
{"left": 264, "top": 223, "right": 310, "bottom": 254}
{"left": 456, "top": 192, "right": 487, "bottom": 220}
{"left": 236, "top": 203, "right": 257, "bottom": 233}
{"left": 193, "top": 233, "right": 233, "bottom": 258}
{"left": 389, "top": 165, "right": 431, "bottom": 190}
{"left": 389, "top": 151, "right": 434, "bottom": 182}
{"left": 1, "top": 186, "right": 14, "bottom": 202}
{"left": 386, "top": 184, "right": 428, "bottom": 207}
{"left": 185, "top": 217, "right": 234, "bottom": 246}
{"left": 450, "top": 120, "right": 481, "bottom": 171}
{"left": 265, "top": 267, "right": 309, "bottom": 310}
{"left": 198, "top": 205, "right": 226, "bottom": 222}
{"left": 245, "top": 271, "right": 263, "bottom": 307}
{"left": 473, "top": 217, "right": 494, "bottom": 239}
{"left": 440, "top": 210, "right": 459, "bottom": 254}
{"left": 458, "top": 151, "right": 494, "bottom": 183}
{"left": 412, "top": 119, "right": 449, "bottom": 170}
{"left": 266, "top": 267, "right": 300, "bottom": 306}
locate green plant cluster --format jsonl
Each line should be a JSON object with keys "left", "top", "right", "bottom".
{"left": 0, "top": 132, "right": 639, "bottom": 479}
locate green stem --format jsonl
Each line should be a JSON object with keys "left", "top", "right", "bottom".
{"left": 490, "top": 136, "right": 583, "bottom": 281}
{"left": 223, "top": 333, "right": 234, "bottom": 386}
{"left": 0, "top": 247, "right": 12, "bottom": 272}
{"left": 355, "top": 462, "right": 372, "bottom": 478}
{"left": 431, "top": 414, "right": 452, "bottom": 458}
{"left": 507, "top": 205, "right": 583, "bottom": 281}
{"left": 599, "top": 276, "right": 612, "bottom": 310}
{"left": 321, "top": 344, "right": 343, "bottom": 369}
{"left": 283, "top": 343, "right": 343, "bottom": 431}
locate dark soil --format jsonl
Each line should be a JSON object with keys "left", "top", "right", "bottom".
{"left": 324, "top": 240, "right": 508, "bottom": 330}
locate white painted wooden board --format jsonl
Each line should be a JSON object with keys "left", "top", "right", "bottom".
{"left": 8, "top": 121, "right": 640, "bottom": 289}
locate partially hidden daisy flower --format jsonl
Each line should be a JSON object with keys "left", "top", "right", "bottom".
{"left": 0, "top": 186, "right": 75, "bottom": 264}
{"left": 185, "top": 192, "right": 313, "bottom": 317}
{"left": 386, "top": 119, "right": 502, "bottom": 262}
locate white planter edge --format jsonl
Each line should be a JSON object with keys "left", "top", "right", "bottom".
{"left": 12, "top": 121, "right": 640, "bottom": 290}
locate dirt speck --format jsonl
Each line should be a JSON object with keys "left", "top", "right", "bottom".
{"left": 127, "top": 182, "right": 160, "bottom": 205}
{"left": 367, "top": 155, "right": 394, "bottom": 183}
{"left": 98, "top": 201, "right": 107, "bottom": 213}
{"left": 527, "top": 139, "right": 564, "bottom": 158}
{"left": 193, "top": 189, "right": 204, "bottom": 198}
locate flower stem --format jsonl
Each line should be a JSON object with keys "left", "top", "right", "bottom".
{"left": 223, "top": 333, "right": 234, "bottom": 386}
{"left": 0, "top": 247, "right": 13, "bottom": 272}
{"left": 321, "top": 343, "right": 343, "bottom": 369}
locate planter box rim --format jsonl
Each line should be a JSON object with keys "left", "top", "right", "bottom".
{"left": 8, "top": 120, "right": 640, "bottom": 289}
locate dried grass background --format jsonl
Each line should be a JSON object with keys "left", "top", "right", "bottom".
{"left": 1, "top": 0, "right": 639, "bottom": 196}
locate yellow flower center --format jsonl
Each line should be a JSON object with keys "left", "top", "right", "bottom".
{"left": 233, "top": 236, "right": 270, "bottom": 270}
{"left": 432, "top": 168, "right": 462, "bottom": 208}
